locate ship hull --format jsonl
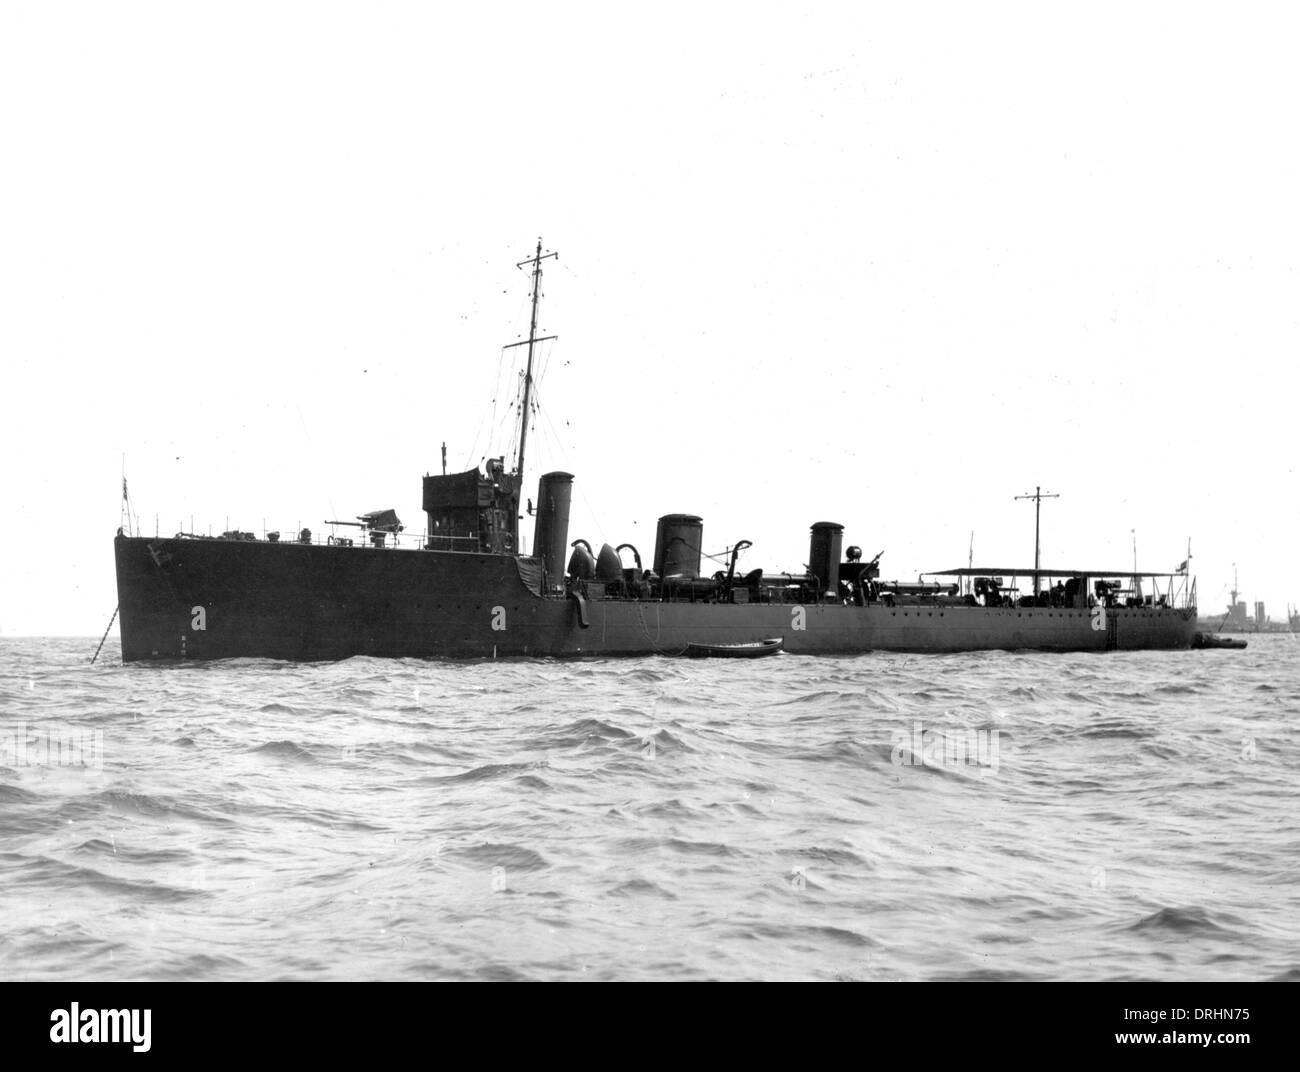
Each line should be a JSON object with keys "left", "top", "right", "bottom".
{"left": 114, "top": 535, "right": 1199, "bottom": 661}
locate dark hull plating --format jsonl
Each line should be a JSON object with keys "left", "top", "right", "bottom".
{"left": 114, "top": 535, "right": 1199, "bottom": 661}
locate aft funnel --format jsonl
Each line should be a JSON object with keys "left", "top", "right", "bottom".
{"left": 654, "top": 514, "right": 703, "bottom": 579}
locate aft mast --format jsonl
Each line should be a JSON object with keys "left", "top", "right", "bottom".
{"left": 1015, "top": 486, "right": 1059, "bottom": 597}
{"left": 509, "top": 238, "right": 558, "bottom": 494}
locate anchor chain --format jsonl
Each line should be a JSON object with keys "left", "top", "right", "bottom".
{"left": 89, "top": 606, "right": 119, "bottom": 664}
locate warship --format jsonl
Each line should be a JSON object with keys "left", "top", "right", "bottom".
{"left": 113, "top": 241, "right": 1200, "bottom": 661}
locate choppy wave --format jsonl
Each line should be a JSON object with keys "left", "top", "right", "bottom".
{"left": 1, "top": 635, "right": 1298, "bottom": 980}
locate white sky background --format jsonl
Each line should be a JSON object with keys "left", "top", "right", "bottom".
{"left": 2, "top": 2, "right": 1297, "bottom": 635}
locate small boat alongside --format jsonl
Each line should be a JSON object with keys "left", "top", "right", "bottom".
{"left": 684, "top": 638, "right": 784, "bottom": 659}
{"left": 1192, "top": 633, "right": 1248, "bottom": 650}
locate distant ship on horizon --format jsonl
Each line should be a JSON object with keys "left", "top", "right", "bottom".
{"left": 1202, "top": 567, "right": 1293, "bottom": 634}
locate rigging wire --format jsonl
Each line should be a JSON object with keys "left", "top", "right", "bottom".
{"left": 510, "top": 336, "right": 556, "bottom": 472}
{"left": 534, "top": 388, "right": 614, "bottom": 549}
{"left": 456, "top": 252, "right": 560, "bottom": 480}
{"left": 532, "top": 386, "right": 747, "bottom": 569}
{"left": 530, "top": 333, "right": 553, "bottom": 402}
{"left": 503, "top": 369, "right": 523, "bottom": 468}
{"left": 459, "top": 274, "right": 533, "bottom": 472}
{"left": 463, "top": 343, "right": 510, "bottom": 472}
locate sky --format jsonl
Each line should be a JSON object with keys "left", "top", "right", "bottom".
{"left": 2, "top": 2, "right": 1298, "bottom": 636}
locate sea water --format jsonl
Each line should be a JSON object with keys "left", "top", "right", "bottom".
{"left": 1, "top": 635, "right": 1297, "bottom": 981}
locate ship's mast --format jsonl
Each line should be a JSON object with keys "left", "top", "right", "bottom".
{"left": 1015, "top": 486, "right": 1059, "bottom": 596}
{"left": 967, "top": 530, "right": 974, "bottom": 597}
{"left": 508, "top": 238, "right": 558, "bottom": 490}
